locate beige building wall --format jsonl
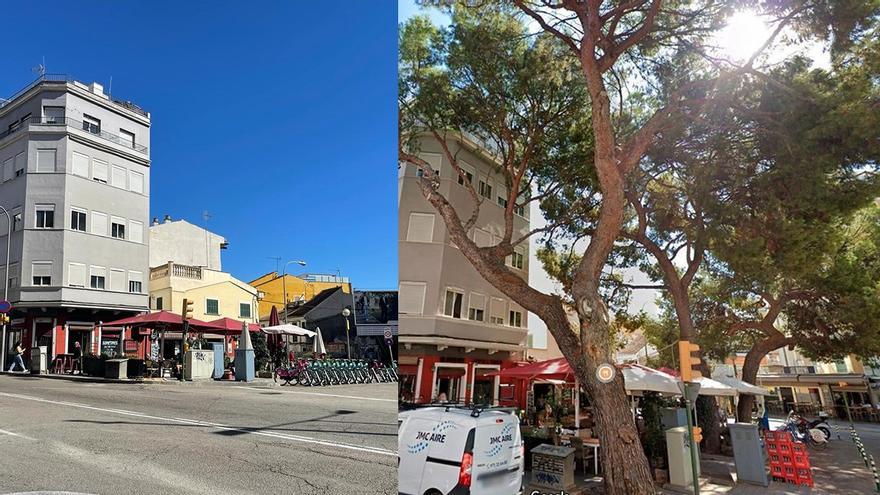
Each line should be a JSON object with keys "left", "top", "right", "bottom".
{"left": 399, "top": 133, "right": 530, "bottom": 353}
{"left": 149, "top": 262, "right": 258, "bottom": 323}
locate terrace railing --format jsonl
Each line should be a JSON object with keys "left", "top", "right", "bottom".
{"left": 0, "top": 116, "right": 148, "bottom": 154}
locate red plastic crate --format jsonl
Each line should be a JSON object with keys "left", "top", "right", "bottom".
{"left": 770, "top": 465, "right": 784, "bottom": 477}
{"left": 793, "top": 454, "right": 810, "bottom": 468}
{"left": 766, "top": 441, "right": 778, "bottom": 453}
{"left": 795, "top": 474, "right": 814, "bottom": 487}
{"left": 791, "top": 443, "right": 807, "bottom": 455}
{"left": 781, "top": 454, "right": 793, "bottom": 466}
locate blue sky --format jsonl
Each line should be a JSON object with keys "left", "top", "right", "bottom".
{"left": 1, "top": 1, "right": 397, "bottom": 289}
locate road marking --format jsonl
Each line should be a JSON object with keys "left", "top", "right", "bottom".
{"left": 0, "top": 427, "right": 35, "bottom": 441}
{"left": 0, "top": 392, "right": 396, "bottom": 457}
{"left": 243, "top": 387, "right": 396, "bottom": 403}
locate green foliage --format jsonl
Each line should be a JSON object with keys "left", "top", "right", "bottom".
{"left": 251, "top": 332, "right": 270, "bottom": 371}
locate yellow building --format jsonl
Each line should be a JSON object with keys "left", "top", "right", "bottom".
{"left": 150, "top": 262, "right": 259, "bottom": 324}
{"left": 250, "top": 272, "right": 351, "bottom": 320}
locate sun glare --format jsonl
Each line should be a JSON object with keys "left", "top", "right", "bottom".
{"left": 715, "top": 10, "right": 774, "bottom": 62}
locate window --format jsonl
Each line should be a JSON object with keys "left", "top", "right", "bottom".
{"left": 507, "top": 249, "right": 524, "bottom": 270}
{"left": 70, "top": 209, "right": 87, "bottom": 231}
{"left": 43, "top": 106, "right": 65, "bottom": 124}
{"left": 72, "top": 152, "right": 90, "bottom": 177}
{"left": 111, "top": 165, "right": 127, "bottom": 188}
{"left": 239, "top": 302, "right": 251, "bottom": 318}
{"left": 109, "top": 269, "right": 125, "bottom": 292}
{"left": 479, "top": 179, "right": 493, "bottom": 199}
{"left": 12, "top": 210, "right": 22, "bottom": 231}
{"left": 129, "top": 170, "right": 144, "bottom": 194}
{"left": 92, "top": 159, "right": 108, "bottom": 183}
{"left": 509, "top": 310, "right": 523, "bottom": 328}
{"left": 406, "top": 213, "right": 435, "bottom": 243}
{"left": 514, "top": 203, "right": 526, "bottom": 217}
{"left": 68, "top": 263, "right": 86, "bottom": 287}
{"left": 119, "top": 129, "right": 136, "bottom": 148}
{"left": 14, "top": 152, "right": 26, "bottom": 176}
{"left": 206, "top": 298, "right": 219, "bottom": 315}
{"left": 2, "top": 158, "right": 12, "bottom": 182}
{"left": 32, "top": 262, "right": 52, "bottom": 286}
{"left": 457, "top": 162, "right": 475, "bottom": 186}
{"left": 443, "top": 289, "right": 464, "bottom": 318}
{"left": 129, "top": 220, "right": 143, "bottom": 243}
{"left": 91, "top": 211, "right": 108, "bottom": 236}
{"left": 7, "top": 263, "right": 19, "bottom": 289}
{"left": 835, "top": 360, "right": 848, "bottom": 373}
{"left": 468, "top": 293, "right": 486, "bottom": 322}
{"left": 82, "top": 114, "right": 101, "bottom": 134}
{"left": 111, "top": 217, "right": 126, "bottom": 239}
{"left": 35, "top": 204, "right": 55, "bottom": 228}
{"left": 155, "top": 297, "right": 164, "bottom": 310}
{"left": 129, "top": 271, "right": 143, "bottom": 293}
{"left": 497, "top": 195, "right": 508, "bottom": 208}
{"left": 399, "top": 282, "right": 427, "bottom": 315}
{"left": 89, "top": 266, "right": 106, "bottom": 290}
{"left": 473, "top": 229, "right": 493, "bottom": 248}
{"left": 416, "top": 152, "right": 442, "bottom": 177}
{"left": 490, "top": 298, "right": 506, "bottom": 325}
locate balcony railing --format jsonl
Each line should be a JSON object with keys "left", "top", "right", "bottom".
{"left": 171, "top": 264, "right": 202, "bottom": 280}
{"left": 0, "top": 117, "right": 148, "bottom": 154}
{"left": 0, "top": 73, "right": 149, "bottom": 118}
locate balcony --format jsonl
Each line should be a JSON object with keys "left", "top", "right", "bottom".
{"left": 0, "top": 117, "right": 148, "bottom": 154}
{"left": 151, "top": 263, "right": 203, "bottom": 281}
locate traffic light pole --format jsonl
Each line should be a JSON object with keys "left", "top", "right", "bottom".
{"left": 1, "top": 205, "right": 11, "bottom": 372}
{"left": 684, "top": 392, "right": 700, "bottom": 495}
{"left": 678, "top": 340, "right": 702, "bottom": 495}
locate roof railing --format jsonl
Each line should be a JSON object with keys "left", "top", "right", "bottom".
{"left": 0, "top": 116, "right": 148, "bottom": 154}
{"left": 0, "top": 73, "right": 149, "bottom": 118}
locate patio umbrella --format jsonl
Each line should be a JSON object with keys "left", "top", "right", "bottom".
{"left": 261, "top": 324, "right": 316, "bottom": 337}
{"left": 268, "top": 305, "right": 280, "bottom": 354}
{"left": 313, "top": 327, "right": 327, "bottom": 355}
{"left": 102, "top": 311, "right": 225, "bottom": 331}
{"left": 620, "top": 363, "right": 682, "bottom": 395}
{"left": 694, "top": 376, "right": 737, "bottom": 397}
{"left": 712, "top": 374, "right": 773, "bottom": 396}
{"left": 208, "top": 317, "right": 262, "bottom": 333}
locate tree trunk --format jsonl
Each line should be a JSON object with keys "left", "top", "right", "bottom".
{"left": 545, "top": 297, "right": 656, "bottom": 495}
{"left": 736, "top": 334, "right": 791, "bottom": 421}
{"left": 697, "top": 362, "right": 722, "bottom": 454}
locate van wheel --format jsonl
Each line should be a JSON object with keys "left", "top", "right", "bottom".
{"left": 424, "top": 490, "right": 442, "bottom": 495}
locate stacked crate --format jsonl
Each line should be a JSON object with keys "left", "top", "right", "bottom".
{"left": 765, "top": 430, "right": 813, "bottom": 487}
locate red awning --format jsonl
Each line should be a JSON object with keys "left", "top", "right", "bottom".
{"left": 486, "top": 358, "right": 573, "bottom": 381}
{"left": 398, "top": 364, "right": 418, "bottom": 375}
{"left": 206, "top": 317, "right": 262, "bottom": 333}
{"left": 102, "top": 311, "right": 226, "bottom": 330}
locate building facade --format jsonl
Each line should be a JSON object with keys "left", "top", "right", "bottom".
{"left": 398, "top": 133, "right": 530, "bottom": 406}
{"left": 250, "top": 272, "right": 351, "bottom": 320}
{"left": 0, "top": 75, "right": 150, "bottom": 369}
{"left": 148, "top": 216, "right": 227, "bottom": 270}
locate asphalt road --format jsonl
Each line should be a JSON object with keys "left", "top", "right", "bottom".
{"left": 0, "top": 374, "right": 397, "bottom": 495}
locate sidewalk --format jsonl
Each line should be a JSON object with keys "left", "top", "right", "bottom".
{"left": 0, "top": 370, "right": 278, "bottom": 387}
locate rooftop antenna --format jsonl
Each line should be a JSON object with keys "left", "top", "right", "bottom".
{"left": 32, "top": 59, "right": 45, "bottom": 78}
{"left": 108, "top": 76, "right": 112, "bottom": 97}
{"left": 268, "top": 257, "right": 282, "bottom": 275}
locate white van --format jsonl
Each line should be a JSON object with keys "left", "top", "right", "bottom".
{"left": 399, "top": 406, "right": 524, "bottom": 495}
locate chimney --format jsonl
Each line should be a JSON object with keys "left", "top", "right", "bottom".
{"left": 163, "top": 214, "right": 172, "bottom": 223}
{"left": 151, "top": 217, "right": 159, "bottom": 226}
{"left": 89, "top": 82, "right": 105, "bottom": 98}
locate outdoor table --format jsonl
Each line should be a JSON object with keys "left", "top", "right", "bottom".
{"left": 583, "top": 438, "right": 600, "bottom": 477}
{"left": 52, "top": 354, "right": 74, "bottom": 374}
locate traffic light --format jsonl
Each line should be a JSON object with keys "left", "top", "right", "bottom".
{"left": 692, "top": 426, "right": 703, "bottom": 443}
{"left": 0, "top": 314, "right": 9, "bottom": 325}
{"left": 678, "top": 340, "right": 702, "bottom": 382}
{"left": 181, "top": 298, "right": 194, "bottom": 320}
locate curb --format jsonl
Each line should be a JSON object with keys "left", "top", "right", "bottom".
{"left": 0, "top": 371, "right": 277, "bottom": 388}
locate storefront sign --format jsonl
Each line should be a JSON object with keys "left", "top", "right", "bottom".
{"left": 596, "top": 363, "right": 615, "bottom": 383}
{"left": 124, "top": 340, "right": 138, "bottom": 352}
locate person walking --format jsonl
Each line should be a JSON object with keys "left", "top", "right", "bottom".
{"left": 7, "top": 341, "right": 27, "bottom": 372}
{"left": 72, "top": 341, "right": 83, "bottom": 374}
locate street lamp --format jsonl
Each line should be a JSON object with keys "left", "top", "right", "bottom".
{"left": 0, "top": 206, "right": 10, "bottom": 371}
{"left": 342, "top": 307, "right": 351, "bottom": 359}
{"left": 280, "top": 260, "right": 306, "bottom": 324}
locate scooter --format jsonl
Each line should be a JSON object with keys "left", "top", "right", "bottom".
{"left": 792, "top": 411, "right": 832, "bottom": 441}
{"left": 781, "top": 412, "right": 828, "bottom": 448}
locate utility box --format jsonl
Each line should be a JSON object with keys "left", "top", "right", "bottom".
{"left": 30, "top": 346, "right": 47, "bottom": 374}
{"left": 210, "top": 343, "right": 225, "bottom": 379}
{"left": 666, "top": 426, "right": 700, "bottom": 492}
{"left": 105, "top": 359, "right": 128, "bottom": 380}
{"left": 184, "top": 349, "right": 215, "bottom": 380}
{"left": 728, "top": 423, "right": 769, "bottom": 486}
{"left": 530, "top": 444, "right": 576, "bottom": 492}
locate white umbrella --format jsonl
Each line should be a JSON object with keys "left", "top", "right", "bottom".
{"left": 621, "top": 363, "right": 681, "bottom": 395}
{"left": 694, "top": 376, "right": 737, "bottom": 397}
{"left": 712, "top": 374, "right": 773, "bottom": 396}
{"left": 261, "top": 324, "right": 316, "bottom": 337}
{"left": 313, "top": 327, "right": 327, "bottom": 355}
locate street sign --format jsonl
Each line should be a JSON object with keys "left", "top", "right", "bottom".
{"left": 383, "top": 328, "right": 392, "bottom": 339}
{"left": 385, "top": 337, "right": 394, "bottom": 346}
{"left": 0, "top": 300, "right": 12, "bottom": 313}
{"left": 596, "top": 363, "right": 615, "bottom": 383}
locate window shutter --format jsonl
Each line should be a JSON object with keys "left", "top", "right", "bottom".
{"left": 112, "top": 165, "right": 127, "bottom": 188}
{"left": 72, "top": 152, "right": 89, "bottom": 177}
{"left": 15, "top": 152, "right": 28, "bottom": 174}
{"left": 419, "top": 152, "right": 442, "bottom": 174}
{"left": 399, "top": 282, "right": 427, "bottom": 315}
{"left": 129, "top": 170, "right": 144, "bottom": 193}
{"left": 93, "top": 159, "right": 109, "bottom": 182}
{"left": 32, "top": 262, "right": 52, "bottom": 278}
{"left": 2, "top": 158, "right": 12, "bottom": 182}
{"left": 406, "top": 213, "right": 435, "bottom": 242}
{"left": 129, "top": 220, "right": 143, "bottom": 243}
{"left": 69, "top": 263, "right": 86, "bottom": 287}
{"left": 91, "top": 212, "right": 108, "bottom": 236}
{"left": 110, "top": 269, "right": 125, "bottom": 292}
{"left": 490, "top": 298, "right": 506, "bottom": 323}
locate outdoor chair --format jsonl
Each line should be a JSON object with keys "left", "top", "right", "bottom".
{"left": 160, "top": 360, "right": 174, "bottom": 378}
{"left": 570, "top": 436, "right": 596, "bottom": 476}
